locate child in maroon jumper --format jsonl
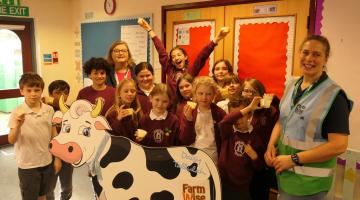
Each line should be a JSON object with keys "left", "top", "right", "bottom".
{"left": 77, "top": 57, "right": 115, "bottom": 116}
{"left": 134, "top": 62, "right": 156, "bottom": 115}
{"left": 180, "top": 76, "right": 226, "bottom": 163}
{"left": 138, "top": 83, "right": 180, "bottom": 147}
{"left": 105, "top": 79, "right": 142, "bottom": 140}
{"left": 218, "top": 95, "right": 264, "bottom": 200}
{"left": 174, "top": 73, "right": 194, "bottom": 120}
{"left": 138, "top": 18, "right": 229, "bottom": 96}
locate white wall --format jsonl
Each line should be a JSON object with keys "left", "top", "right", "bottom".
{"left": 321, "top": 0, "right": 360, "bottom": 150}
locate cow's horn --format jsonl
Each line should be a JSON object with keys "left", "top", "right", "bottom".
{"left": 91, "top": 98, "right": 104, "bottom": 117}
{"left": 59, "top": 95, "right": 69, "bottom": 113}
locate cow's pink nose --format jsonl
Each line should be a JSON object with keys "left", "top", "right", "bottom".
{"left": 49, "top": 139, "right": 83, "bottom": 165}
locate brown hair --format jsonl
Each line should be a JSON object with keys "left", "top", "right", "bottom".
{"left": 107, "top": 40, "right": 135, "bottom": 67}
{"left": 228, "top": 94, "right": 251, "bottom": 109}
{"left": 300, "top": 35, "right": 331, "bottom": 59}
{"left": 240, "top": 78, "right": 266, "bottom": 96}
{"left": 175, "top": 73, "right": 194, "bottom": 106}
{"left": 212, "top": 59, "right": 233, "bottom": 78}
{"left": 168, "top": 46, "right": 189, "bottom": 70}
{"left": 19, "top": 72, "right": 44, "bottom": 90}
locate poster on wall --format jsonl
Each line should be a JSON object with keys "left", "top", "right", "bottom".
{"left": 173, "top": 21, "right": 215, "bottom": 76}
{"left": 121, "top": 25, "right": 148, "bottom": 63}
{"left": 233, "top": 16, "right": 295, "bottom": 98}
{"left": 50, "top": 98, "right": 222, "bottom": 200}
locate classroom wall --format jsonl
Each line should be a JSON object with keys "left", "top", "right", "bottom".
{"left": 18, "top": 0, "right": 208, "bottom": 102}
{"left": 20, "top": 0, "right": 78, "bottom": 100}
{"left": 70, "top": 0, "right": 209, "bottom": 96}
{"left": 20, "top": 0, "right": 359, "bottom": 150}
{"left": 321, "top": 0, "right": 360, "bottom": 150}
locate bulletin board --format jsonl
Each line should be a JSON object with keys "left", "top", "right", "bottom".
{"left": 233, "top": 16, "right": 295, "bottom": 98}
{"left": 173, "top": 21, "right": 215, "bottom": 76}
{"left": 81, "top": 15, "right": 152, "bottom": 65}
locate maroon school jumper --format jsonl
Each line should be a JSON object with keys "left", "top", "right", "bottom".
{"left": 76, "top": 86, "right": 115, "bottom": 116}
{"left": 174, "top": 99, "right": 187, "bottom": 123}
{"left": 179, "top": 103, "right": 226, "bottom": 152}
{"left": 139, "top": 112, "right": 180, "bottom": 147}
{"left": 137, "top": 87, "right": 152, "bottom": 115}
{"left": 106, "top": 110, "right": 139, "bottom": 140}
{"left": 152, "top": 36, "right": 217, "bottom": 96}
{"left": 252, "top": 103, "right": 279, "bottom": 146}
{"left": 218, "top": 111, "right": 265, "bottom": 191}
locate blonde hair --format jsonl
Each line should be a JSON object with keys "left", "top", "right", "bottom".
{"left": 149, "top": 83, "right": 172, "bottom": 99}
{"left": 105, "top": 79, "right": 142, "bottom": 120}
{"left": 192, "top": 76, "right": 218, "bottom": 101}
{"left": 107, "top": 40, "right": 135, "bottom": 67}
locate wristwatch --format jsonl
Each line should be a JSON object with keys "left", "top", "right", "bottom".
{"left": 291, "top": 153, "right": 303, "bottom": 166}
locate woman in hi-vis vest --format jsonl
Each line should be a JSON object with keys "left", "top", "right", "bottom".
{"left": 264, "top": 35, "right": 352, "bottom": 200}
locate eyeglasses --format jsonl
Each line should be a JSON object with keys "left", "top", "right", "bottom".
{"left": 112, "top": 49, "right": 128, "bottom": 54}
{"left": 242, "top": 89, "right": 257, "bottom": 95}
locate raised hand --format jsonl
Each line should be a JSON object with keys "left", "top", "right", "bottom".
{"left": 138, "top": 18, "right": 151, "bottom": 32}
{"left": 214, "top": 27, "right": 230, "bottom": 44}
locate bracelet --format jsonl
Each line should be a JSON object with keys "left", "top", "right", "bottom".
{"left": 147, "top": 29, "right": 152, "bottom": 32}
{"left": 291, "top": 153, "right": 303, "bottom": 166}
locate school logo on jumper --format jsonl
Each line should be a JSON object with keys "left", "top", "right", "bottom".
{"left": 234, "top": 141, "right": 245, "bottom": 157}
{"left": 153, "top": 129, "right": 164, "bottom": 143}
{"left": 182, "top": 184, "right": 206, "bottom": 200}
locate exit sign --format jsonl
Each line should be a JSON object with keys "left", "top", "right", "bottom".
{"left": 0, "top": 0, "right": 29, "bottom": 17}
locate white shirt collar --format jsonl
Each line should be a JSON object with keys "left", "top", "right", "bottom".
{"left": 149, "top": 110, "right": 168, "bottom": 120}
{"left": 233, "top": 125, "right": 251, "bottom": 134}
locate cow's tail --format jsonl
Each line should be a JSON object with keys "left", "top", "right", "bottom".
{"left": 204, "top": 157, "right": 222, "bottom": 200}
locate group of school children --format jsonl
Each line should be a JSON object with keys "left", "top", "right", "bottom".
{"left": 8, "top": 18, "right": 279, "bottom": 200}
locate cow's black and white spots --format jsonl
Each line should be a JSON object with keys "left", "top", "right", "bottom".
{"left": 49, "top": 98, "right": 221, "bottom": 200}
{"left": 112, "top": 171, "right": 133, "bottom": 189}
{"left": 150, "top": 190, "right": 174, "bottom": 200}
{"left": 144, "top": 148, "right": 180, "bottom": 179}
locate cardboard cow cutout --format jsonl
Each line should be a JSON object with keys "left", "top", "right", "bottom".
{"left": 49, "top": 97, "right": 221, "bottom": 200}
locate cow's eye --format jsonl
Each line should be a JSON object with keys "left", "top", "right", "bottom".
{"left": 83, "top": 127, "right": 91, "bottom": 137}
{"left": 63, "top": 125, "right": 71, "bottom": 133}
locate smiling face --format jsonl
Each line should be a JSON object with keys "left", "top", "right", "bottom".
{"left": 241, "top": 82, "right": 259, "bottom": 99}
{"left": 213, "top": 61, "right": 230, "bottom": 82}
{"left": 178, "top": 79, "right": 193, "bottom": 100}
{"left": 228, "top": 81, "right": 240, "bottom": 96}
{"left": 89, "top": 69, "right": 107, "bottom": 87}
{"left": 112, "top": 44, "right": 130, "bottom": 64}
{"left": 300, "top": 40, "right": 327, "bottom": 79}
{"left": 171, "top": 48, "right": 188, "bottom": 70}
{"left": 119, "top": 81, "right": 137, "bottom": 106}
{"left": 136, "top": 68, "right": 154, "bottom": 90}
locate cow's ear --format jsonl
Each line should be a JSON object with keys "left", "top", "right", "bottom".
{"left": 52, "top": 111, "right": 63, "bottom": 124}
{"left": 94, "top": 116, "right": 112, "bottom": 131}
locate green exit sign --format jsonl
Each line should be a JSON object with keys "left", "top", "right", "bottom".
{"left": 0, "top": 0, "right": 29, "bottom": 17}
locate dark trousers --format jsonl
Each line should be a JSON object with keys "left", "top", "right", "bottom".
{"left": 18, "top": 164, "right": 53, "bottom": 200}
{"left": 222, "top": 183, "right": 252, "bottom": 200}
{"left": 250, "top": 167, "right": 278, "bottom": 200}
{"left": 46, "top": 161, "right": 74, "bottom": 200}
